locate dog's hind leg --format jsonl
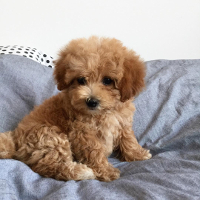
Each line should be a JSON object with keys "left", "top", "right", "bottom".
{"left": 31, "top": 152, "right": 96, "bottom": 181}
{"left": 14, "top": 126, "right": 96, "bottom": 181}
{"left": 0, "top": 131, "right": 16, "bottom": 159}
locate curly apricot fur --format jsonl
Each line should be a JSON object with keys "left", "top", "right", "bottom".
{"left": 0, "top": 36, "right": 151, "bottom": 181}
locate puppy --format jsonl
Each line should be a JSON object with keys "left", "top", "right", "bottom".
{"left": 0, "top": 36, "right": 151, "bottom": 181}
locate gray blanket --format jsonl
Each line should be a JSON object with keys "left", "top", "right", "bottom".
{"left": 0, "top": 55, "right": 200, "bottom": 200}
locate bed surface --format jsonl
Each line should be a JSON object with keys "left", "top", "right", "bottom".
{"left": 0, "top": 55, "right": 200, "bottom": 200}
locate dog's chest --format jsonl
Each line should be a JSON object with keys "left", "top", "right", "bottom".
{"left": 97, "top": 113, "right": 122, "bottom": 156}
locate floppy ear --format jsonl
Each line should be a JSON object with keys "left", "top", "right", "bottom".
{"left": 53, "top": 56, "right": 68, "bottom": 91}
{"left": 118, "top": 54, "right": 146, "bottom": 102}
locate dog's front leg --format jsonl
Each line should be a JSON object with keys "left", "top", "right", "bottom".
{"left": 71, "top": 134, "right": 120, "bottom": 182}
{"left": 119, "top": 129, "right": 152, "bottom": 162}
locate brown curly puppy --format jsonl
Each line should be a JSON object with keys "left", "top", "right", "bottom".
{"left": 0, "top": 36, "right": 151, "bottom": 181}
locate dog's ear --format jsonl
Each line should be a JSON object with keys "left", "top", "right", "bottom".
{"left": 53, "top": 56, "right": 68, "bottom": 91}
{"left": 118, "top": 53, "right": 145, "bottom": 102}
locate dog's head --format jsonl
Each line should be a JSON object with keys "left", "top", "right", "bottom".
{"left": 54, "top": 36, "right": 145, "bottom": 114}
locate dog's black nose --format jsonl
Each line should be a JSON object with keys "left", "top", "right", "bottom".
{"left": 86, "top": 98, "right": 99, "bottom": 109}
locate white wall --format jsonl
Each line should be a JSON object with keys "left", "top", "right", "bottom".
{"left": 0, "top": 0, "right": 200, "bottom": 61}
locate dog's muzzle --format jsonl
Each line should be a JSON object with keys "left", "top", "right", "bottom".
{"left": 86, "top": 97, "right": 99, "bottom": 109}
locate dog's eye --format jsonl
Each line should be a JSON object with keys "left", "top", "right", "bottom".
{"left": 77, "top": 77, "right": 87, "bottom": 85}
{"left": 102, "top": 77, "right": 113, "bottom": 86}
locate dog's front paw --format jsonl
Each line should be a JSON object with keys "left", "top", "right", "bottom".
{"left": 141, "top": 149, "right": 152, "bottom": 160}
{"left": 133, "top": 148, "right": 152, "bottom": 161}
{"left": 121, "top": 148, "right": 152, "bottom": 162}
{"left": 131, "top": 148, "right": 152, "bottom": 161}
{"left": 94, "top": 165, "right": 120, "bottom": 182}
